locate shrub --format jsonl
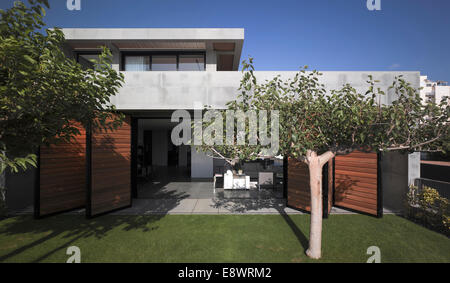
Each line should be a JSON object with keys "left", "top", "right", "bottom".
{"left": 406, "top": 185, "right": 449, "bottom": 236}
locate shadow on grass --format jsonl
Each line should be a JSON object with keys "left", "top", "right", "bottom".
{"left": 212, "top": 197, "right": 309, "bottom": 251}
{"left": 0, "top": 185, "right": 191, "bottom": 263}
{"left": 0, "top": 214, "right": 166, "bottom": 262}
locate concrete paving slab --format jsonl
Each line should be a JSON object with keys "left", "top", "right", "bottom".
{"left": 192, "top": 199, "right": 219, "bottom": 214}
{"left": 166, "top": 199, "right": 198, "bottom": 214}
{"left": 10, "top": 198, "right": 391, "bottom": 216}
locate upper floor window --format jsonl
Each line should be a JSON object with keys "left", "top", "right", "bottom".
{"left": 152, "top": 55, "right": 177, "bottom": 71}
{"left": 179, "top": 54, "right": 205, "bottom": 71}
{"left": 121, "top": 52, "right": 205, "bottom": 71}
{"left": 77, "top": 53, "right": 102, "bottom": 70}
{"left": 124, "top": 56, "right": 150, "bottom": 71}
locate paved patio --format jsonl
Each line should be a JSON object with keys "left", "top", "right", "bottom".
{"left": 10, "top": 196, "right": 377, "bottom": 216}
{"left": 109, "top": 198, "right": 368, "bottom": 215}
{"left": 9, "top": 180, "right": 398, "bottom": 216}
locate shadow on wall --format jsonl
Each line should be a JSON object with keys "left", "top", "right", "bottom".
{"left": 334, "top": 174, "right": 358, "bottom": 205}
{"left": 6, "top": 168, "right": 35, "bottom": 211}
{"left": 39, "top": 130, "right": 86, "bottom": 217}
{"left": 90, "top": 123, "right": 132, "bottom": 216}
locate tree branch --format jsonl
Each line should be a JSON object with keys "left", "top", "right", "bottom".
{"left": 319, "top": 151, "right": 335, "bottom": 167}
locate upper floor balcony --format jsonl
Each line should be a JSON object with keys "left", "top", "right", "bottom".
{"left": 63, "top": 28, "right": 244, "bottom": 72}
{"left": 61, "top": 28, "right": 421, "bottom": 111}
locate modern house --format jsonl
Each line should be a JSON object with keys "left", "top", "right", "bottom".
{"left": 5, "top": 28, "right": 421, "bottom": 218}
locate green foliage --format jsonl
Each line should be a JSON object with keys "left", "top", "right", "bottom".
{"left": 0, "top": 0, "right": 125, "bottom": 173}
{"left": 406, "top": 185, "right": 449, "bottom": 236}
{"left": 197, "top": 57, "right": 449, "bottom": 164}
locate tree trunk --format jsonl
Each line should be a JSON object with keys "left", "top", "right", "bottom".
{"left": 305, "top": 152, "right": 323, "bottom": 259}
{"left": 304, "top": 150, "right": 335, "bottom": 259}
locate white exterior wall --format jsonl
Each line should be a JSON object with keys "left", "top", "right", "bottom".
{"left": 112, "top": 70, "right": 420, "bottom": 181}
{"left": 435, "top": 86, "right": 450, "bottom": 104}
{"left": 420, "top": 75, "right": 450, "bottom": 104}
{"left": 191, "top": 146, "right": 213, "bottom": 178}
{"left": 112, "top": 71, "right": 420, "bottom": 110}
{"left": 178, "top": 145, "right": 188, "bottom": 167}
{"left": 420, "top": 75, "right": 433, "bottom": 103}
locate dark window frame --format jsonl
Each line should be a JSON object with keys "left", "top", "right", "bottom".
{"left": 75, "top": 51, "right": 104, "bottom": 71}
{"left": 75, "top": 51, "right": 102, "bottom": 63}
{"left": 120, "top": 51, "right": 206, "bottom": 71}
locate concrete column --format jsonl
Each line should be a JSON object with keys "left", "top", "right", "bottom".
{"left": 205, "top": 42, "right": 217, "bottom": 72}
{"left": 408, "top": 152, "right": 421, "bottom": 185}
{"left": 107, "top": 42, "right": 120, "bottom": 72}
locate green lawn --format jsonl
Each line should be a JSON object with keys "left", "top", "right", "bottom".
{"left": 0, "top": 214, "right": 448, "bottom": 263}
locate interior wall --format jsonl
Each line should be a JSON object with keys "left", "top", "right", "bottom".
{"left": 152, "top": 130, "right": 168, "bottom": 166}
{"left": 137, "top": 124, "right": 144, "bottom": 148}
{"left": 191, "top": 146, "right": 213, "bottom": 178}
{"left": 179, "top": 145, "right": 188, "bottom": 167}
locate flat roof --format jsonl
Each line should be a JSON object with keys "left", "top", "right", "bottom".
{"left": 62, "top": 28, "right": 245, "bottom": 41}
{"left": 62, "top": 28, "right": 244, "bottom": 71}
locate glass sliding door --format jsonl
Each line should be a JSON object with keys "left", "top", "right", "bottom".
{"left": 121, "top": 52, "right": 206, "bottom": 71}
{"left": 151, "top": 55, "right": 177, "bottom": 71}
{"left": 179, "top": 54, "right": 205, "bottom": 71}
{"left": 77, "top": 53, "right": 107, "bottom": 70}
{"left": 124, "top": 56, "right": 150, "bottom": 71}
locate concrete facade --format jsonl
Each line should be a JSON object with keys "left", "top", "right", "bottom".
{"left": 5, "top": 28, "right": 423, "bottom": 214}
{"left": 62, "top": 28, "right": 422, "bottom": 211}
{"left": 112, "top": 71, "right": 420, "bottom": 110}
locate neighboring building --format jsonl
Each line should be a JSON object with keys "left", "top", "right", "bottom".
{"left": 6, "top": 28, "right": 422, "bottom": 218}
{"left": 420, "top": 75, "right": 450, "bottom": 104}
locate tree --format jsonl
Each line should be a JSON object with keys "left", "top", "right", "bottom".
{"left": 196, "top": 58, "right": 449, "bottom": 259}
{"left": 0, "top": 0, "right": 125, "bottom": 212}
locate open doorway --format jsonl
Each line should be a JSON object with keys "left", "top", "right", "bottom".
{"left": 133, "top": 117, "right": 286, "bottom": 204}
{"left": 136, "top": 118, "right": 192, "bottom": 198}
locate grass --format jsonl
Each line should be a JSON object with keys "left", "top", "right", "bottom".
{"left": 0, "top": 214, "right": 449, "bottom": 263}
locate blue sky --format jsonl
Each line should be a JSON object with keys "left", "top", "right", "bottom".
{"left": 1, "top": 0, "right": 449, "bottom": 81}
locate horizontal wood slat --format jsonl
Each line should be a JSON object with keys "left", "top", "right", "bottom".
{"left": 89, "top": 116, "right": 132, "bottom": 216}
{"left": 287, "top": 159, "right": 310, "bottom": 212}
{"left": 334, "top": 151, "right": 378, "bottom": 216}
{"left": 39, "top": 123, "right": 86, "bottom": 217}
{"left": 327, "top": 160, "right": 333, "bottom": 214}
{"left": 287, "top": 159, "right": 333, "bottom": 215}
